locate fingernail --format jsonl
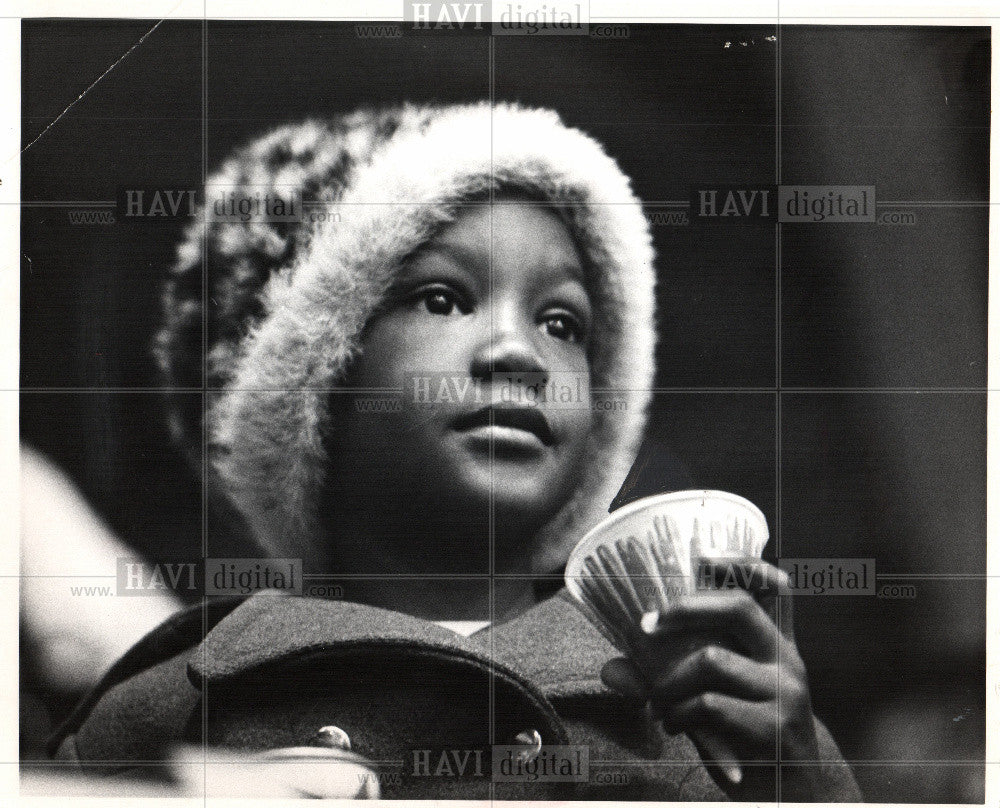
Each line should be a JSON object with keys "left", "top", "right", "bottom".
{"left": 640, "top": 610, "right": 659, "bottom": 635}
{"left": 724, "top": 763, "right": 743, "bottom": 785}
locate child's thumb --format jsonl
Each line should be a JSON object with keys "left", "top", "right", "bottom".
{"left": 600, "top": 657, "right": 649, "bottom": 706}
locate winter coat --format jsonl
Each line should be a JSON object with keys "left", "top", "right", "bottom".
{"left": 49, "top": 588, "right": 861, "bottom": 800}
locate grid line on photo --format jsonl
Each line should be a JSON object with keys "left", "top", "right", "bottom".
{"left": 775, "top": 16, "right": 783, "bottom": 803}
{"left": 13, "top": 570, "right": 1000, "bottom": 581}
{"left": 200, "top": 9, "right": 209, "bottom": 802}
{"left": 16, "top": 386, "right": 996, "bottom": 393}
{"left": 488, "top": 30, "right": 497, "bottom": 804}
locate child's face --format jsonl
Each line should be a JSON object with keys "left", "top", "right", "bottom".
{"left": 332, "top": 196, "right": 594, "bottom": 547}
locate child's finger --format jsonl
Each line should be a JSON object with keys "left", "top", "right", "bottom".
{"left": 698, "top": 557, "right": 795, "bottom": 637}
{"left": 599, "top": 656, "right": 649, "bottom": 706}
{"left": 644, "top": 591, "right": 781, "bottom": 660}
{"left": 687, "top": 728, "right": 744, "bottom": 787}
{"left": 659, "top": 691, "right": 773, "bottom": 749}
{"left": 650, "top": 644, "right": 775, "bottom": 706}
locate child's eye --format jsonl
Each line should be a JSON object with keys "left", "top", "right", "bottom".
{"left": 416, "top": 285, "right": 466, "bottom": 316}
{"left": 540, "top": 311, "right": 584, "bottom": 343}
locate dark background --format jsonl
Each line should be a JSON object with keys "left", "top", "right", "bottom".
{"left": 21, "top": 21, "right": 988, "bottom": 802}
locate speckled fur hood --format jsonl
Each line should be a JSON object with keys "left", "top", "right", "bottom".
{"left": 156, "top": 102, "right": 656, "bottom": 573}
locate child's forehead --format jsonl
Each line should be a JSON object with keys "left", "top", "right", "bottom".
{"left": 410, "top": 199, "right": 586, "bottom": 279}
{"left": 412, "top": 238, "right": 586, "bottom": 286}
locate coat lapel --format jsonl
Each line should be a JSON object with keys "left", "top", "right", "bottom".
{"left": 481, "top": 589, "right": 619, "bottom": 700}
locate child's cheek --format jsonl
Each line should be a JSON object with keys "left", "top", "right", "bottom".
{"left": 553, "top": 369, "right": 592, "bottom": 456}
{"left": 352, "top": 311, "right": 443, "bottom": 388}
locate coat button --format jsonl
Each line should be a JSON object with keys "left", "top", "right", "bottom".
{"left": 513, "top": 729, "right": 542, "bottom": 763}
{"left": 311, "top": 725, "right": 352, "bottom": 751}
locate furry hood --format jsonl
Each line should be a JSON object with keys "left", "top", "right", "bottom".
{"left": 157, "top": 102, "right": 656, "bottom": 573}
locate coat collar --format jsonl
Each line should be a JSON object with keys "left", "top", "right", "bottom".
{"left": 186, "top": 590, "right": 596, "bottom": 747}
{"left": 481, "top": 589, "right": 619, "bottom": 700}
{"left": 187, "top": 589, "right": 618, "bottom": 702}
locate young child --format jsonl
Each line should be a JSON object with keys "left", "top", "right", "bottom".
{"left": 50, "top": 103, "right": 860, "bottom": 800}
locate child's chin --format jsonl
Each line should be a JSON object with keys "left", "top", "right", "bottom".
{"left": 450, "top": 461, "right": 569, "bottom": 522}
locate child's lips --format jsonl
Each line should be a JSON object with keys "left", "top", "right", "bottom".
{"left": 451, "top": 406, "right": 555, "bottom": 450}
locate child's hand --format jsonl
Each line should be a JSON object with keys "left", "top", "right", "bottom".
{"left": 600, "top": 559, "right": 823, "bottom": 800}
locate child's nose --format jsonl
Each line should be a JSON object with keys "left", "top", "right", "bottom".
{"left": 469, "top": 327, "right": 546, "bottom": 380}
